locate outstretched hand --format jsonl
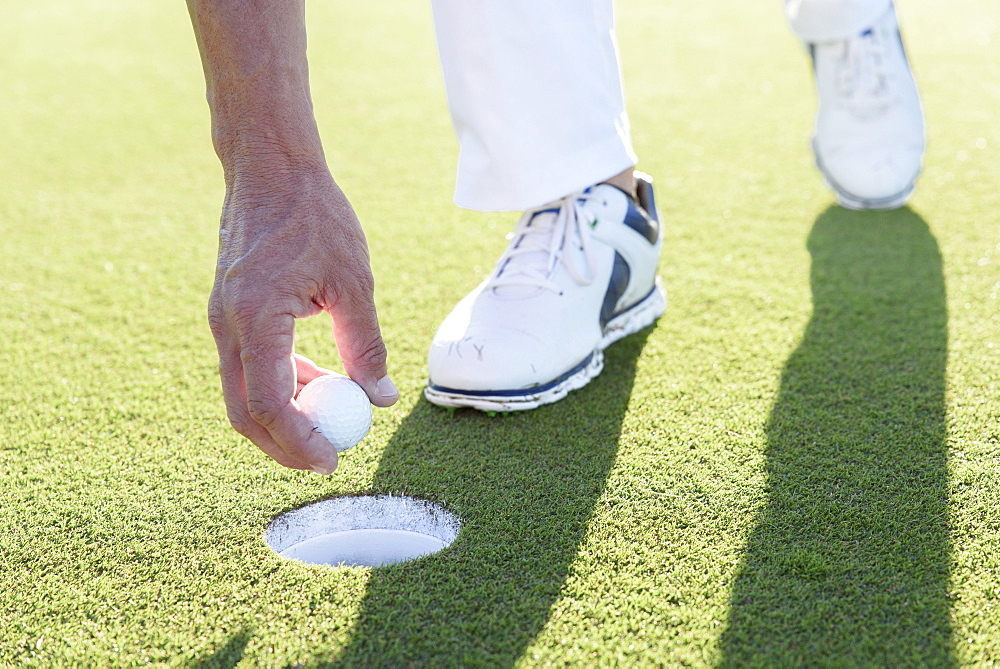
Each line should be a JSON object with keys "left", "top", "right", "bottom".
{"left": 208, "top": 166, "right": 398, "bottom": 474}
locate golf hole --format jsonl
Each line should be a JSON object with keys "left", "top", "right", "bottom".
{"left": 265, "top": 495, "right": 461, "bottom": 568}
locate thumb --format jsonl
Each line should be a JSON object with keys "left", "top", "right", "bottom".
{"left": 328, "top": 294, "right": 399, "bottom": 408}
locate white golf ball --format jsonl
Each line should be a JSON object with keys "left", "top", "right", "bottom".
{"left": 297, "top": 373, "right": 372, "bottom": 452}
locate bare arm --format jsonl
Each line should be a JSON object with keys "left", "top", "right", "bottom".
{"left": 187, "top": 0, "right": 398, "bottom": 475}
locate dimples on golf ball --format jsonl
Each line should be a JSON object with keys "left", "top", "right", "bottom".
{"left": 297, "top": 374, "right": 372, "bottom": 452}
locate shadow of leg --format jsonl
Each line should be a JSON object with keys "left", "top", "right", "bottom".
{"left": 314, "top": 329, "right": 655, "bottom": 666}
{"left": 720, "top": 207, "right": 953, "bottom": 664}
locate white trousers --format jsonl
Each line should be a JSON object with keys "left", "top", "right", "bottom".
{"left": 431, "top": 0, "right": 894, "bottom": 211}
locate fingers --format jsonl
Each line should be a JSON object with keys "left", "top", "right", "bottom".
{"left": 293, "top": 352, "right": 329, "bottom": 395}
{"left": 212, "top": 297, "right": 340, "bottom": 475}
{"left": 238, "top": 312, "right": 342, "bottom": 474}
{"left": 216, "top": 338, "right": 314, "bottom": 472}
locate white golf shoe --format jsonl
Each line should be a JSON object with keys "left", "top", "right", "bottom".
{"left": 809, "top": 1, "right": 925, "bottom": 210}
{"left": 425, "top": 172, "right": 665, "bottom": 412}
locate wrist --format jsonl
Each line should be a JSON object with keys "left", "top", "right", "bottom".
{"left": 209, "top": 96, "right": 326, "bottom": 178}
{"left": 218, "top": 150, "right": 341, "bottom": 230}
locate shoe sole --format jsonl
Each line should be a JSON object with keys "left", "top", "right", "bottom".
{"left": 424, "top": 278, "right": 667, "bottom": 412}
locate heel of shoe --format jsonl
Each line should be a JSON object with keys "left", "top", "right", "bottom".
{"left": 601, "top": 278, "right": 667, "bottom": 349}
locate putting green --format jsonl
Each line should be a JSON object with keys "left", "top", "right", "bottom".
{"left": 1, "top": 0, "right": 998, "bottom": 665}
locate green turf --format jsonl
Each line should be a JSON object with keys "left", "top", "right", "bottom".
{"left": 2, "top": 0, "right": 999, "bottom": 665}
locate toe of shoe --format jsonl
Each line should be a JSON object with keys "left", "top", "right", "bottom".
{"left": 818, "top": 141, "right": 924, "bottom": 209}
{"left": 427, "top": 329, "right": 592, "bottom": 393}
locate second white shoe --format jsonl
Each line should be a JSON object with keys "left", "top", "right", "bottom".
{"left": 425, "top": 172, "right": 665, "bottom": 412}
{"left": 810, "top": 1, "right": 925, "bottom": 210}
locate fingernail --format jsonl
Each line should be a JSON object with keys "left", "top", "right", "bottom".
{"left": 376, "top": 375, "right": 399, "bottom": 401}
{"left": 310, "top": 461, "right": 336, "bottom": 476}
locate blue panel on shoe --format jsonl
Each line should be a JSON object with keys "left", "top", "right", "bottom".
{"left": 427, "top": 352, "right": 595, "bottom": 398}
{"left": 623, "top": 203, "right": 659, "bottom": 244}
{"left": 530, "top": 207, "right": 560, "bottom": 221}
{"left": 600, "top": 252, "right": 631, "bottom": 327}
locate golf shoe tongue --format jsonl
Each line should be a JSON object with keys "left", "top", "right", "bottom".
{"left": 490, "top": 208, "right": 561, "bottom": 299}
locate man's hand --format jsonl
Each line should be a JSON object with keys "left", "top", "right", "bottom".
{"left": 209, "top": 167, "right": 397, "bottom": 474}
{"left": 187, "top": 0, "right": 398, "bottom": 473}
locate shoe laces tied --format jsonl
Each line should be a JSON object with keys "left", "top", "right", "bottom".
{"left": 489, "top": 191, "right": 598, "bottom": 295}
{"left": 835, "top": 27, "right": 893, "bottom": 113}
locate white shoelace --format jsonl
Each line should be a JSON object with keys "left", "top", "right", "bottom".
{"left": 835, "top": 27, "right": 893, "bottom": 113}
{"left": 489, "top": 191, "right": 599, "bottom": 295}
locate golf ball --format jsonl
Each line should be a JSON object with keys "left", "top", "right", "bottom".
{"left": 297, "top": 373, "right": 373, "bottom": 452}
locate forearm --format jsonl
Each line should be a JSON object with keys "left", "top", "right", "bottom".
{"left": 186, "top": 0, "right": 325, "bottom": 180}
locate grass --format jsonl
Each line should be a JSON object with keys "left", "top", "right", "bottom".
{"left": 1, "top": 0, "right": 998, "bottom": 665}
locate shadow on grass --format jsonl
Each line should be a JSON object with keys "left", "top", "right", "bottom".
{"left": 719, "top": 206, "right": 953, "bottom": 664}
{"left": 304, "top": 329, "right": 653, "bottom": 666}
{"left": 189, "top": 627, "right": 253, "bottom": 668}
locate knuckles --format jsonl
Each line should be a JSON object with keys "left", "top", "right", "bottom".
{"left": 207, "top": 294, "right": 228, "bottom": 339}
{"left": 225, "top": 404, "right": 258, "bottom": 439}
{"left": 354, "top": 335, "right": 389, "bottom": 371}
{"left": 319, "top": 262, "right": 376, "bottom": 311}
{"left": 245, "top": 396, "right": 284, "bottom": 430}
